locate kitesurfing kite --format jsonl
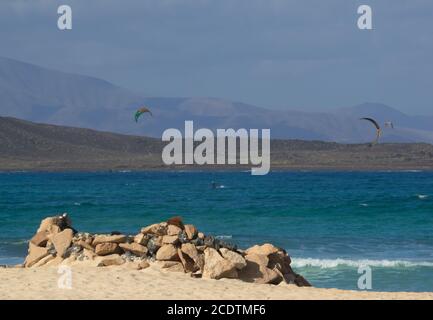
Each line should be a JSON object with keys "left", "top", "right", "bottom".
{"left": 134, "top": 106, "right": 152, "bottom": 122}
{"left": 360, "top": 117, "right": 381, "bottom": 145}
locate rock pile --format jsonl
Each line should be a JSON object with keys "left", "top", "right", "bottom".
{"left": 23, "top": 213, "right": 310, "bottom": 286}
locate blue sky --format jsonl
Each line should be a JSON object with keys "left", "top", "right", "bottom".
{"left": 1, "top": 0, "right": 432, "bottom": 114}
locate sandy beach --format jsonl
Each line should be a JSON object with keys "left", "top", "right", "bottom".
{"left": 1, "top": 264, "right": 432, "bottom": 300}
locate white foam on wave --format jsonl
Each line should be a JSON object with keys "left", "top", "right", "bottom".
{"left": 291, "top": 258, "right": 433, "bottom": 269}
{"left": 417, "top": 194, "right": 429, "bottom": 199}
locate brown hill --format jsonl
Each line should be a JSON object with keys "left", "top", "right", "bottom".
{"left": 1, "top": 116, "right": 433, "bottom": 171}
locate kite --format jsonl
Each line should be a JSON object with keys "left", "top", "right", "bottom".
{"left": 360, "top": 117, "right": 381, "bottom": 145}
{"left": 134, "top": 106, "right": 152, "bottom": 122}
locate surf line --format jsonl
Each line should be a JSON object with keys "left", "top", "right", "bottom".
{"left": 161, "top": 121, "right": 270, "bottom": 175}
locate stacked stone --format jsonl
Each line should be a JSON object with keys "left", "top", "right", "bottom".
{"left": 23, "top": 214, "right": 310, "bottom": 287}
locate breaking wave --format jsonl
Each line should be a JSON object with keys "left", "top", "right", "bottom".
{"left": 291, "top": 258, "right": 433, "bottom": 269}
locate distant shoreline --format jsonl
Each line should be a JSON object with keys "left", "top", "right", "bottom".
{"left": 1, "top": 165, "right": 433, "bottom": 173}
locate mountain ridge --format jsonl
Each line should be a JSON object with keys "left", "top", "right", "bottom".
{"left": 1, "top": 57, "right": 433, "bottom": 143}
{"left": 1, "top": 115, "right": 433, "bottom": 171}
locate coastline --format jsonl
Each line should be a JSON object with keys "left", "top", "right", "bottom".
{"left": 1, "top": 264, "right": 432, "bottom": 300}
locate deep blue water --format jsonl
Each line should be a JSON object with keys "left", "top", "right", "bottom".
{"left": 1, "top": 171, "right": 433, "bottom": 292}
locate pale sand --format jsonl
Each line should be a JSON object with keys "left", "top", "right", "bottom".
{"left": 1, "top": 263, "right": 432, "bottom": 300}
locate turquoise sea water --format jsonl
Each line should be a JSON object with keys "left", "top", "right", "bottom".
{"left": 1, "top": 171, "right": 432, "bottom": 292}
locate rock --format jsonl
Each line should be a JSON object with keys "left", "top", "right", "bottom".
{"left": 294, "top": 274, "right": 311, "bottom": 287}
{"left": 219, "top": 248, "right": 247, "bottom": 270}
{"left": 76, "top": 240, "right": 94, "bottom": 251}
{"left": 191, "top": 238, "right": 204, "bottom": 246}
{"left": 45, "top": 256, "right": 64, "bottom": 266}
{"left": 160, "top": 261, "right": 185, "bottom": 273}
{"left": 134, "top": 233, "right": 149, "bottom": 246}
{"left": 245, "top": 253, "right": 269, "bottom": 267}
{"left": 181, "top": 243, "right": 204, "bottom": 271}
{"left": 141, "top": 223, "right": 167, "bottom": 236}
{"left": 184, "top": 224, "right": 197, "bottom": 239}
{"left": 155, "top": 244, "right": 179, "bottom": 261}
{"left": 92, "top": 234, "right": 127, "bottom": 245}
{"left": 147, "top": 236, "right": 163, "bottom": 254}
{"left": 167, "top": 216, "right": 184, "bottom": 229}
{"left": 96, "top": 254, "right": 125, "bottom": 267}
{"left": 30, "top": 231, "right": 49, "bottom": 247}
{"left": 245, "top": 243, "right": 279, "bottom": 257}
{"left": 167, "top": 224, "right": 182, "bottom": 236}
{"left": 37, "top": 213, "right": 72, "bottom": 233}
{"left": 197, "top": 232, "right": 205, "bottom": 239}
{"left": 195, "top": 245, "right": 206, "bottom": 252}
{"left": 138, "top": 260, "right": 150, "bottom": 270}
{"left": 63, "top": 244, "right": 83, "bottom": 258}
{"left": 178, "top": 231, "right": 189, "bottom": 244}
{"left": 204, "top": 235, "right": 217, "bottom": 248}
{"left": 119, "top": 243, "right": 148, "bottom": 256}
{"left": 178, "top": 248, "right": 197, "bottom": 273}
{"left": 24, "top": 243, "right": 50, "bottom": 267}
{"left": 219, "top": 241, "right": 238, "bottom": 252}
{"left": 52, "top": 228, "right": 74, "bottom": 258}
{"left": 238, "top": 260, "right": 282, "bottom": 284}
{"left": 268, "top": 251, "right": 292, "bottom": 274}
{"left": 83, "top": 248, "right": 97, "bottom": 260}
{"left": 162, "top": 235, "right": 179, "bottom": 245}
{"left": 32, "top": 254, "right": 56, "bottom": 267}
{"left": 37, "top": 216, "right": 59, "bottom": 233}
{"left": 202, "top": 248, "right": 238, "bottom": 280}
{"left": 95, "top": 243, "right": 121, "bottom": 256}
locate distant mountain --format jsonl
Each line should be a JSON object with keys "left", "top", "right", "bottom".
{"left": 1, "top": 56, "right": 433, "bottom": 143}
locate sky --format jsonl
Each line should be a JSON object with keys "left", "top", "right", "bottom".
{"left": 1, "top": 0, "right": 432, "bottom": 114}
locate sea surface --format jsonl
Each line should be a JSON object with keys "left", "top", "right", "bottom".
{"left": 1, "top": 171, "right": 432, "bottom": 292}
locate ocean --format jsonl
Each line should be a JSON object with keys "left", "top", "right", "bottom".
{"left": 1, "top": 171, "right": 432, "bottom": 292}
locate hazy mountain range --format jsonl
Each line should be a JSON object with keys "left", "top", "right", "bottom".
{"left": 1, "top": 56, "right": 433, "bottom": 143}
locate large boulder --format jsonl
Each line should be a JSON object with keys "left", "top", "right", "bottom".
{"left": 181, "top": 243, "right": 204, "bottom": 271}
{"left": 24, "top": 243, "right": 50, "bottom": 267}
{"left": 219, "top": 248, "right": 247, "bottom": 270}
{"left": 95, "top": 243, "right": 122, "bottom": 256}
{"left": 51, "top": 228, "right": 74, "bottom": 258}
{"left": 37, "top": 213, "right": 72, "bottom": 233}
{"left": 155, "top": 244, "right": 179, "bottom": 261}
{"left": 119, "top": 243, "right": 148, "bottom": 256}
{"left": 238, "top": 259, "right": 282, "bottom": 284}
{"left": 30, "top": 231, "right": 49, "bottom": 247}
{"left": 95, "top": 254, "right": 125, "bottom": 267}
{"left": 162, "top": 235, "right": 179, "bottom": 244}
{"left": 245, "top": 243, "right": 279, "bottom": 257}
{"left": 202, "top": 248, "right": 238, "bottom": 280}
{"left": 92, "top": 234, "right": 127, "bottom": 245}
{"left": 178, "top": 248, "right": 197, "bottom": 273}
{"left": 159, "top": 261, "right": 185, "bottom": 272}
{"left": 167, "top": 224, "right": 182, "bottom": 236}
{"left": 245, "top": 253, "right": 269, "bottom": 267}
{"left": 141, "top": 223, "right": 167, "bottom": 236}
{"left": 134, "top": 233, "right": 149, "bottom": 245}
{"left": 184, "top": 224, "right": 198, "bottom": 240}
